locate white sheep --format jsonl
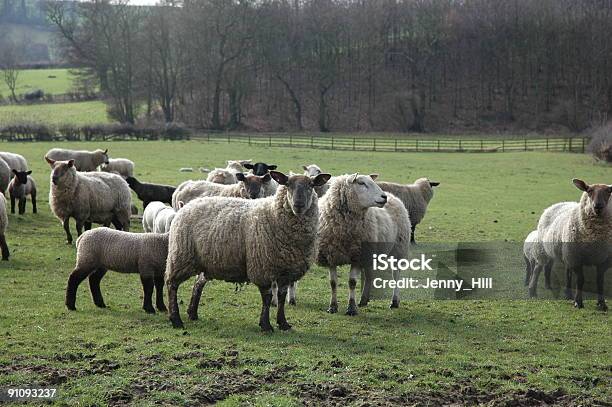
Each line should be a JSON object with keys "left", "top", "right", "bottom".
{"left": 45, "top": 148, "right": 109, "bottom": 172}
{"left": 0, "top": 195, "right": 8, "bottom": 260}
{"left": 153, "top": 206, "right": 177, "bottom": 234}
{"left": 8, "top": 170, "right": 37, "bottom": 215}
{"left": 45, "top": 157, "right": 131, "bottom": 244}
{"left": 206, "top": 168, "right": 237, "bottom": 185}
{"left": 142, "top": 201, "right": 167, "bottom": 233}
{"left": 523, "top": 230, "right": 549, "bottom": 290}
{"left": 316, "top": 174, "right": 411, "bottom": 315}
{"left": 172, "top": 173, "right": 273, "bottom": 209}
{"left": 0, "top": 152, "right": 28, "bottom": 175}
{"left": 303, "top": 164, "right": 330, "bottom": 197}
{"left": 377, "top": 177, "right": 439, "bottom": 243}
{"left": 165, "top": 171, "right": 331, "bottom": 331}
{"left": 226, "top": 159, "right": 252, "bottom": 174}
{"left": 101, "top": 158, "right": 134, "bottom": 178}
{"left": 66, "top": 227, "right": 169, "bottom": 314}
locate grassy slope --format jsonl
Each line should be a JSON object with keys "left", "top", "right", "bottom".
{"left": 0, "top": 69, "right": 74, "bottom": 96}
{"left": 0, "top": 141, "right": 609, "bottom": 406}
{"left": 0, "top": 101, "right": 108, "bottom": 127}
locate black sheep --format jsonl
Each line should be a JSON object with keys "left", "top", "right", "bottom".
{"left": 126, "top": 176, "right": 176, "bottom": 209}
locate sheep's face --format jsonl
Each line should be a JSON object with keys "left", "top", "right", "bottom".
{"left": 48, "top": 159, "right": 76, "bottom": 186}
{"left": 302, "top": 164, "right": 322, "bottom": 177}
{"left": 236, "top": 173, "right": 271, "bottom": 199}
{"left": 208, "top": 169, "right": 236, "bottom": 185}
{"left": 573, "top": 179, "right": 612, "bottom": 216}
{"left": 271, "top": 171, "right": 331, "bottom": 216}
{"left": 12, "top": 169, "right": 31, "bottom": 185}
{"left": 349, "top": 174, "right": 387, "bottom": 209}
{"left": 244, "top": 162, "right": 277, "bottom": 176}
{"left": 96, "top": 149, "right": 109, "bottom": 164}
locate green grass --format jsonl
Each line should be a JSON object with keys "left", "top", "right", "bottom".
{"left": 0, "top": 101, "right": 109, "bottom": 127}
{"left": 0, "top": 141, "right": 610, "bottom": 405}
{"left": 0, "top": 69, "right": 76, "bottom": 97}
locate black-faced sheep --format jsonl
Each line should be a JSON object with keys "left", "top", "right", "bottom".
{"left": 45, "top": 148, "right": 109, "bottom": 172}
{"left": 8, "top": 170, "right": 37, "bottom": 215}
{"left": 165, "top": 171, "right": 331, "bottom": 331}
{"left": 125, "top": 176, "right": 176, "bottom": 209}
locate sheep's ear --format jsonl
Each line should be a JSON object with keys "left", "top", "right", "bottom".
{"left": 26, "top": 170, "right": 32, "bottom": 175}
{"left": 178, "top": 201, "right": 185, "bottom": 209}
{"left": 67, "top": 159, "right": 75, "bottom": 168}
{"left": 103, "top": 149, "right": 108, "bottom": 154}
{"left": 429, "top": 181, "right": 440, "bottom": 187}
{"left": 369, "top": 173, "right": 379, "bottom": 181}
{"left": 243, "top": 163, "right": 254, "bottom": 170}
{"left": 239, "top": 159, "right": 252, "bottom": 165}
{"left": 262, "top": 173, "right": 271, "bottom": 183}
{"left": 270, "top": 170, "right": 288, "bottom": 185}
{"left": 236, "top": 173, "right": 246, "bottom": 182}
{"left": 350, "top": 173, "right": 359, "bottom": 183}
{"left": 572, "top": 178, "right": 589, "bottom": 192}
{"left": 44, "top": 156, "right": 56, "bottom": 166}
{"left": 268, "top": 165, "right": 277, "bottom": 171}
{"left": 313, "top": 173, "right": 331, "bottom": 187}
{"left": 302, "top": 165, "right": 309, "bottom": 171}
{"left": 11, "top": 169, "right": 17, "bottom": 175}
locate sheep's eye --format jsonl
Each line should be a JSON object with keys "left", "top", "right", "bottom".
{"left": 357, "top": 181, "right": 366, "bottom": 186}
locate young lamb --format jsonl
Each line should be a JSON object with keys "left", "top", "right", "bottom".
{"left": 45, "top": 148, "right": 109, "bottom": 172}
{"left": 523, "top": 230, "right": 550, "bottom": 290}
{"left": 377, "top": 177, "right": 440, "bottom": 243}
{"left": 165, "top": 171, "right": 331, "bottom": 331}
{"left": 206, "top": 168, "right": 237, "bottom": 185}
{"left": 317, "top": 174, "right": 411, "bottom": 315}
{"left": 0, "top": 152, "right": 28, "bottom": 175}
{"left": 45, "top": 157, "right": 131, "bottom": 244}
{"left": 556, "top": 179, "right": 612, "bottom": 310}
{"left": 0, "top": 158, "right": 10, "bottom": 194}
{"left": 153, "top": 206, "right": 177, "bottom": 234}
{"left": 142, "top": 201, "right": 167, "bottom": 233}
{"left": 303, "top": 164, "right": 330, "bottom": 197}
{"left": 125, "top": 176, "right": 176, "bottom": 209}
{"left": 0, "top": 195, "right": 9, "bottom": 260}
{"left": 101, "top": 158, "right": 135, "bottom": 178}
{"left": 172, "top": 173, "right": 273, "bottom": 209}
{"left": 66, "top": 227, "right": 169, "bottom": 314}
{"left": 8, "top": 170, "right": 37, "bottom": 215}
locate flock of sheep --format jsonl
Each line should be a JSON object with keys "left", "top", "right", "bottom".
{"left": 0, "top": 145, "right": 608, "bottom": 331}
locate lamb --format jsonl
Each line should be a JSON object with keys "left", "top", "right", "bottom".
{"left": 153, "top": 206, "right": 177, "bottom": 234}
{"left": 303, "top": 164, "right": 330, "bottom": 197}
{"left": 523, "top": 230, "right": 548, "bottom": 289}
{"left": 8, "top": 170, "right": 37, "bottom": 215}
{"left": 142, "top": 201, "right": 167, "bottom": 233}
{"left": 0, "top": 158, "right": 9, "bottom": 194}
{"left": 125, "top": 176, "right": 176, "bottom": 209}
{"left": 45, "top": 157, "right": 131, "bottom": 244}
{"left": 65, "top": 227, "right": 169, "bottom": 314}
{"left": 0, "top": 195, "right": 8, "bottom": 260}
{"left": 165, "top": 170, "right": 331, "bottom": 330}
{"left": 317, "top": 174, "right": 411, "bottom": 315}
{"left": 45, "top": 148, "right": 109, "bottom": 172}
{"left": 172, "top": 173, "right": 273, "bottom": 209}
{"left": 206, "top": 168, "right": 237, "bottom": 185}
{"left": 0, "top": 152, "right": 28, "bottom": 175}
{"left": 101, "top": 158, "right": 134, "bottom": 178}
{"left": 377, "top": 177, "right": 440, "bottom": 243}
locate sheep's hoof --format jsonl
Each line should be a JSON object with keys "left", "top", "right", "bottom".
{"left": 270, "top": 302, "right": 277, "bottom": 308}
{"left": 596, "top": 301, "right": 608, "bottom": 312}
{"left": 389, "top": 299, "right": 400, "bottom": 309}
{"left": 288, "top": 299, "right": 297, "bottom": 306}
{"left": 327, "top": 304, "right": 338, "bottom": 314}
{"left": 260, "top": 323, "right": 274, "bottom": 332}
{"left": 278, "top": 321, "right": 292, "bottom": 331}
{"left": 573, "top": 301, "right": 584, "bottom": 309}
{"left": 345, "top": 304, "right": 358, "bottom": 316}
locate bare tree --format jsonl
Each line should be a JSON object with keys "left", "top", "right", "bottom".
{"left": 0, "top": 37, "right": 22, "bottom": 102}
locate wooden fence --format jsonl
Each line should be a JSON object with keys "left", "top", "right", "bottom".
{"left": 196, "top": 133, "right": 589, "bottom": 153}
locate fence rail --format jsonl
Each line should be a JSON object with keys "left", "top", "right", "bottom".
{"left": 195, "top": 133, "right": 589, "bottom": 153}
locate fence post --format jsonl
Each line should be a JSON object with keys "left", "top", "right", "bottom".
{"left": 569, "top": 137, "right": 572, "bottom": 152}
{"left": 207, "top": 133, "right": 210, "bottom": 142}
{"left": 373, "top": 139, "right": 376, "bottom": 151}
{"left": 228, "top": 133, "right": 230, "bottom": 143}
{"left": 269, "top": 135, "right": 272, "bottom": 147}
{"left": 311, "top": 136, "right": 314, "bottom": 148}
{"left": 502, "top": 139, "right": 504, "bottom": 152}
{"left": 546, "top": 138, "right": 548, "bottom": 151}
{"left": 332, "top": 137, "right": 334, "bottom": 150}
{"left": 353, "top": 137, "right": 355, "bottom": 151}
{"left": 249, "top": 135, "right": 251, "bottom": 146}
{"left": 459, "top": 139, "right": 462, "bottom": 151}
{"left": 524, "top": 139, "right": 527, "bottom": 151}
{"left": 438, "top": 140, "right": 440, "bottom": 152}
{"left": 582, "top": 137, "right": 585, "bottom": 153}
{"left": 416, "top": 140, "right": 419, "bottom": 152}
{"left": 290, "top": 135, "right": 292, "bottom": 147}
{"left": 394, "top": 139, "right": 398, "bottom": 152}
{"left": 481, "top": 140, "right": 483, "bottom": 151}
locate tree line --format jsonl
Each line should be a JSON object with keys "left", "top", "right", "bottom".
{"left": 45, "top": 0, "right": 612, "bottom": 133}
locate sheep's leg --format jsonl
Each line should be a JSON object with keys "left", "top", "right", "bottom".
{"left": 523, "top": 256, "right": 532, "bottom": 286}
{"left": 111, "top": 216, "right": 123, "bottom": 231}
{"left": 0, "top": 234, "right": 9, "bottom": 260}
{"left": 66, "top": 267, "right": 93, "bottom": 310}
{"left": 327, "top": 266, "right": 338, "bottom": 314}
{"left": 154, "top": 274, "right": 166, "bottom": 312}
{"left": 410, "top": 224, "right": 416, "bottom": 244}
{"left": 573, "top": 267, "right": 584, "bottom": 309}
{"left": 288, "top": 282, "right": 297, "bottom": 306}
{"left": 596, "top": 265, "right": 608, "bottom": 311}
{"left": 544, "top": 261, "right": 552, "bottom": 290}
{"left": 140, "top": 275, "right": 156, "bottom": 314}
{"left": 18, "top": 198, "right": 25, "bottom": 215}
{"left": 564, "top": 267, "right": 573, "bottom": 300}
{"left": 390, "top": 267, "right": 401, "bottom": 309}
{"left": 9, "top": 194, "right": 15, "bottom": 214}
{"left": 63, "top": 218, "right": 73, "bottom": 244}
{"left": 346, "top": 265, "right": 359, "bottom": 316}
{"left": 359, "top": 270, "right": 372, "bottom": 307}
{"left": 258, "top": 285, "right": 274, "bottom": 332}
{"left": 276, "top": 285, "right": 291, "bottom": 331}
{"left": 167, "top": 279, "right": 184, "bottom": 328}
{"left": 88, "top": 268, "right": 107, "bottom": 308}
{"left": 76, "top": 221, "right": 84, "bottom": 237}
{"left": 31, "top": 191, "right": 37, "bottom": 213}
{"left": 187, "top": 273, "right": 207, "bottom": 321}
{"left": 528, "top": 263, "right": 543, "bottom": 298}
{"left": 271, "top": 281, "right": 279, "bottom": 307}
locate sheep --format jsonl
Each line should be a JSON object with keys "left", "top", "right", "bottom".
{"left": 45, "top": 148, "right": 109, "bottom": 172}
{"left": 101, "top": 158, "right": 134, "bottom": 178}
{"left": 0, "top": 158, "right": 10, "bottom": 194}
{"left": 172, "top": 173, "right": 273, "bottom": 209}
{"left": 555, "top": 179, "right": 612, "bottom": 310}
{"left": 0, "top": 152, "right": 28, "bottom": 176}
{"left": 65, "top": 227, "right": 169, "bottom": 314}
{"left": 153, "top": 206, "right": 177, "bottom": 234}
{"left": 523, "top": 230, "right": 549, "bottom": 289}
{"left": 125, "top": 176, "right": 176, "bottom": 209}
{"left": 316, "top": 174, "right": 411, "bottom": 315}
{"left": 377, "top": 177, "right": 440, "bottom": 243}
{"left": 45, "top": 157, "right": 131, "bottom": 244}
{"left": 142, "top": 201, "right": 167, "bottom": 233}
{"left": 0, "top": 195, "right": 8, "bottom": 260}
{"left": 8, "top": 170, "right": 37, "bottom": 215}
{"left": 206, "top": 168, "right": 237, "bottom": 185}
{"left": 303, "top": 164, "right": 330, "bottom": 197}
{"left": 226, "top": 159, "right": 252, "bottom": 174}
{"left": 165, "top": 170, "right": 331, "bottom": 330}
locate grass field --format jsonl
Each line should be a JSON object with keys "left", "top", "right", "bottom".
{"left": 0, "top": 101, "right": 109, "bottom": 127}
{"left": 0, "top": 141, "right": 610, "bottom": 406}
{"left": 0, "top": 69, "right": 75, "bottom": 97}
